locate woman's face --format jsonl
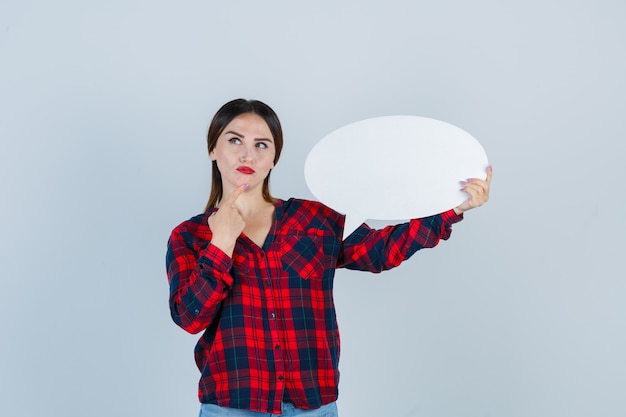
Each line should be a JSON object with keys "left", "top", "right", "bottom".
{"left": 210, "top": 113, "right": 276, "bottom": 194}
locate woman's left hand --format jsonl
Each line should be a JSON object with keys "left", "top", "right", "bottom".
{"left": 454, "top": 166, "right": 492, "bottom": 214}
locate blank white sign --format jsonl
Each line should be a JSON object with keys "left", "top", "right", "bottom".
{"left": 305, "top": 115, "right": 489, "bottom": 236}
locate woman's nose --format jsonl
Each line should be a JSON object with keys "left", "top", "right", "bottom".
{"left": 239, "top": 149, "right": 253, "bottom": 163}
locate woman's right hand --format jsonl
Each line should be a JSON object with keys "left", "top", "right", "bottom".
{"left": 207, "top": 184, "right": 248, "bottom": 256}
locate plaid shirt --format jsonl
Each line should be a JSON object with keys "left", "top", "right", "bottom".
{"left": 166, "top": 198, "right": 462, "bottom": 413}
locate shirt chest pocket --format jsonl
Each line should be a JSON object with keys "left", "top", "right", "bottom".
{"left": 277, "top": 229, "right": 336, "bottom": 280}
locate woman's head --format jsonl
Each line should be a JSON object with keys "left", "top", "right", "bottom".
{"left": 205, "top": 99, "right": 283, "bottom": 210}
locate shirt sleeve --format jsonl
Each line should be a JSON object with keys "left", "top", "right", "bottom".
{"left": 337, "top": 209, "right": 463, "bottom": 273}
{"left": 166, "top": 226, "right": 234, "bottom": 334}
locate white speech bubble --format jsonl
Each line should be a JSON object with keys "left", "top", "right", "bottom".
{"left": 304, "top": 115, "right": 489, "bottom": 237}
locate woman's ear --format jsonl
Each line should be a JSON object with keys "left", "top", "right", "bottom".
{"left": 209, "top": 150, "right": 216, "bottom": 161}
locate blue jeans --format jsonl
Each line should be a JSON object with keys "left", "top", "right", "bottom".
{"left": 199, "top": 402, "right": 338, "bottom": 417}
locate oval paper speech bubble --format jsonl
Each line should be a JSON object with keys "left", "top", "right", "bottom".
{"left": 304, "top": 115, "right": 489, "bottom": 237}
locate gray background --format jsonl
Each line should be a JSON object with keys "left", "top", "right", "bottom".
{"left": 1, "top": 1, "right": 624, "bottom": 416}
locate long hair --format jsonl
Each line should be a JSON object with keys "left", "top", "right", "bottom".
{"left": 204, "top": 99, "right": 284, "bottom": 211}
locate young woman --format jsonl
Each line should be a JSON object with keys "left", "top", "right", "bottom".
{"left": 166, "top": 99, "right": 492, "bottom": 416}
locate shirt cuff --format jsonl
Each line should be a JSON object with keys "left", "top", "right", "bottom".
{"left": 441, "top": 208, "right": 464, "bottom": 224}
{"left": 197, "top": 243, "right": 235, "bottom": 287}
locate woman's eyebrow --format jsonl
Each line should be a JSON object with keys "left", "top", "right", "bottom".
{"left": 224, "top": 131, "right": 272, "bottom": 142}
{"left": 224, "top": 130, "right": 244, "bottom": 138}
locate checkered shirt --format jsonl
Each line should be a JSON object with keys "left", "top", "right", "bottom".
{"left": 166, "top": 198, "right": 462, "bottom": 413}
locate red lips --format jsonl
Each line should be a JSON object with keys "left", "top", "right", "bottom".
{"left": 236, "top": 166, "right": 255, "bottom": 175}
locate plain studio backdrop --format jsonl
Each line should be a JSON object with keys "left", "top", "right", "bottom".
{"left": 1, "top": 1, "right": 624, "bottom": 416}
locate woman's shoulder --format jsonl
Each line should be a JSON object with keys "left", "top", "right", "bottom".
{"left": 280, "top": 197, "right": 342, "bottom": 216}
{"left": 169, "top": 211, "right": 211, "bottom": 240}
{"left": 278, "top": 198, "right": 345, "bottom": 233}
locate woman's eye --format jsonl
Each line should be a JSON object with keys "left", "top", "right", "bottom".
{"left": 256, "top": 142, "right": 268, "bottom": 149}
{"left": 228, "top": 138, "right": 242, "bottom": 145}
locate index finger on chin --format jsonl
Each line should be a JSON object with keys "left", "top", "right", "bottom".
{"left": 225, "top": 183, "right": 249, "bottom": 205}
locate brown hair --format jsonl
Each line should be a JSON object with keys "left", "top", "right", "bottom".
{"left": 204, "top": 99, "right": 284, "bottom": 211}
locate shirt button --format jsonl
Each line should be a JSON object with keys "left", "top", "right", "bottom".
{"left": 275, "top": 344, "right": 280, "bottom": 350}
{"left": 270, "top": 312, "right": 276, "bottom": 318}
{"left": 278, "top": 375, "right": 284, "bottom": 381}
{"left": 265, "top": 280, "right": 271, "bottom": 286}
